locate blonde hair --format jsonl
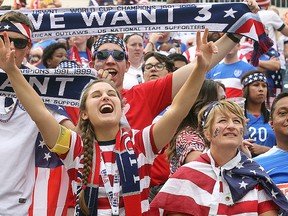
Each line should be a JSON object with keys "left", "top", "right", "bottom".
{"left": 197, "top": 100, "right": 247, "bottom": 148}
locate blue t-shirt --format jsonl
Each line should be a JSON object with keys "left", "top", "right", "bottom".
{"left": 254, "top": 147, "right": 288, "bottom": 184}
{"left": 206, "top": 60, "right": 256, "bottom": 98}
{"left": 244, "top": 112, "right": 276, "bottom": 148}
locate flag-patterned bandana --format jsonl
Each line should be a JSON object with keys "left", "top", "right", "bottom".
{"left": 0, "top": 21, "right": 32, "bottom": 40}
{"left": 57, "top": 60, "right": 80, "bottom": 69}
{"left": 93, "top": 34, "right": 125, "bottom": 52}
{"left": 241, "top": 72, "right": 267, "bottom": 87}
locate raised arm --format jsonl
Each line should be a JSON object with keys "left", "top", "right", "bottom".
{"left": 0, "top": 32, "right": 60, "bottom": 149}
{"left": 171, "top": 0, "right": 259, "bottom": 98}
{"left": 153, "top": 29, "right": 218, "bottom": 151}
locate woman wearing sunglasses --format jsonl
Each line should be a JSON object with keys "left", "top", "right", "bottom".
{"left": 0, "top": 29, "right": 218, "bottom": 215}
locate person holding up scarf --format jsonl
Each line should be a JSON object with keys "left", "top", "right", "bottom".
{"left": 0, "top": 11, "right": 75, "bottom": 216}
{"left": 0, "top": 27, "right": 218, "bottom": 215}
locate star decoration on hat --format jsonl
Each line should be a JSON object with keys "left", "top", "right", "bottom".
{"left": 3, "top": 25, "right": 10, "bottom": 30}
{"left": 57, "top": 60, "right": 80, "bottom": 69}
{"left": 93, "top": 34, "right": 126, "bottom": 53}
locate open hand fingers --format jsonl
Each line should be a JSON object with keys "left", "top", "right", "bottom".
{"left": 3, "top": 32, "right": 11, "bottom": 49}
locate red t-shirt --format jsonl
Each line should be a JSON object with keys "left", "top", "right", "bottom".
{"left": 66, "top": 73, "right": 173, "bottom": 128}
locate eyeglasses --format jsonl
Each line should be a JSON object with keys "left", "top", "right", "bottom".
{"left": 0, "top": 35, "right": 29, "bottom": 49}
{"left": 144, "top": 63, "right": 165, "bottom": 71}
{"left": 93, "top": 50, "right": 127, "bottom": 62}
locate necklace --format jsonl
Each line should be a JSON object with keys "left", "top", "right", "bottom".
{"left": 0, "top": 100, "right": 17, "bottom": 123}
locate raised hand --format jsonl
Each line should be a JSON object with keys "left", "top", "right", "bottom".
{"left": 195, "top": 28, "right": 218, "bottom": 72}
{"left": 244, "top": 0, "right": 260, "bottom": 13}
{"left": 0, "top": 32, "right": 18, "bottom": 73}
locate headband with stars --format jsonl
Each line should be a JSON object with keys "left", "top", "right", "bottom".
{"left": 0, "top": 21, "right": 32, "bottom": 41}
{"left": 93, "top": 34, "right": 126, "bottom": 52}
{"left": 241, "top": 72, "right": 267, "bottom": 87}
{"left": 57, "top": 60, "right": 80, "bottom": 69}
{"left": 201, "top": 101, "right": 219, "bottom": 128}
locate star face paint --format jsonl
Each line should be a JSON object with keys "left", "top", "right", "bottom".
{"left": 213, "top": 127, "right": 220, "bottom": 138}
{"left": 240, "top": 128, "right": 244, "bottom": 136}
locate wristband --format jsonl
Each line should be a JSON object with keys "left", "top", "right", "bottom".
{"left": 227, "top": 33, "right": 241, "bottom": 44}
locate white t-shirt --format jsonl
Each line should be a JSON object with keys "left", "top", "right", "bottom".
{"left": 258, "top": 9, "right": 286, "bottom": 68}
{"left": 123, "top": 65, "right": 143, "bottom": 90}
{"left": 0, "top": 98, "right": 67, "bottom": 215}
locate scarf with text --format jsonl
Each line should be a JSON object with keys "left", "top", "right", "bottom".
{"left": 3, "top": 3, "right": 272, "bottom": 65}
{"left": 75, "top": 128, "right": 141, "bottom": 216}
{"left": 0, "top": 68, "right": 97, "bottom": 107}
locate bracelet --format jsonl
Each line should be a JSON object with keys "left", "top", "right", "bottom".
{"left": 227, "top": 33, "right": 241, "bottom": 44}
{"left": 148, "top": 41, "right": 155, "bottom": 50}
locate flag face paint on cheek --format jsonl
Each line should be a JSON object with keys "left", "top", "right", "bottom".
{"left": 240, "top": 128, "right": 244, "bottom": 136}
{"left": 213, "top": 128, "right": 220, "bottom": 138}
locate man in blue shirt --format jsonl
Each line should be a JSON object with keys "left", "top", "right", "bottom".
{"left": 254, "top": 92, "right": 288, "bottom": 189}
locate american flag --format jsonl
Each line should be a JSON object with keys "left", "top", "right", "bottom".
{"left": 223, "top": 153, "right": 288, "bottom": 214}
{"left": 150, "top": 152, "right": 288, "bottom": 215}
{"left": 29, "top": 104, "right": 71, "bottom": 216}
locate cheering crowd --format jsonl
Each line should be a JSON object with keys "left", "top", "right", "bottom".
{"left": 1, "top": 0, "right": 288, "bottom": 215}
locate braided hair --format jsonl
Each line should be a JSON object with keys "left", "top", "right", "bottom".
{"left": 77, "top": 79, "right": 122, "bottom": 215}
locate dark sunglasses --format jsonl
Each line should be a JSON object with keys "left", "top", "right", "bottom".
{"left": 0, "top": 35, "right": 29, "bottom": 49}
{"left": 93, "top": 50, "right": 127, "bottom": 62}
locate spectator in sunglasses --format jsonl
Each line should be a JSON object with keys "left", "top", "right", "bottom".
{"left": 0, "top": 14, "right": 31, "bottom": 69}
{"left": 81, "top": 0, "right": 259, "bottom": 132}
{"left": 0, "top": 10, "right": 74, "bottom": 216}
